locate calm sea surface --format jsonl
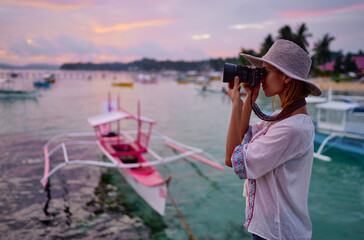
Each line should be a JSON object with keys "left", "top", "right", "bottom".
{"left": 0, "top": 71, "right": 363, "bottom": 239}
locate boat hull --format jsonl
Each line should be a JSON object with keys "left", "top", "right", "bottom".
{"left": 111, "top": 82, "right": 133, "bottom": 87}
{"left": 98, "top": 141, "right": 167, "bottom": 215}
{"left": 118, "top": 167, "right": 167, "bottom": 215}
{"left": 0, "top": 90, "right": 38, "bottom": 98}
{"left": 314, "top": 130, "right": 364, "bottom": 156}
{"left": 34, "top": 82, "right": 51, "bottom": 88}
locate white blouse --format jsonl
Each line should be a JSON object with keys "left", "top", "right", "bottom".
{"left": 231, "top": 113, "right": 315, "bottom": 240}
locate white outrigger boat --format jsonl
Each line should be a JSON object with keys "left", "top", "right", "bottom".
{"left": 309, "top": 91, "right": 364, "bottom": 161}
{"left": 0, "top": 74, "right": 38, "bottom": 98}
{"left": 41, "top": 95, "right": 224, "bottom": 215}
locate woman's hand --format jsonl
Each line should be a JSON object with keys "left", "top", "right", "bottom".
{"left": 225, "top": 76, "right": 243, "bottom": 167}
{"left": 242, "top": 82, "right": 260, "bottom": 105}
{"left": 227, "top": 76, "right": 243, "bottom": 106}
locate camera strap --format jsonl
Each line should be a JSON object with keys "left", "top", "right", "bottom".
{"left": 250, "top": 91, "right": 306, "bottom": 122}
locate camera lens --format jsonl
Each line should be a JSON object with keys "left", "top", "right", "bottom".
{"left": 223, "top": 63, "right": 236, "bottom": 83}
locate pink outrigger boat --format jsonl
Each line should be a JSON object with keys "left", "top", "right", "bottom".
{"left": 41, "top": 95, "right": 224, "bottom": 215}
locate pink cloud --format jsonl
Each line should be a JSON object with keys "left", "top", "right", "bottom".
{"left": 1, "top": 0, "right": 92, "bottom": 11}
{"left": 93, "top": 19, "right": 176, "bottom": 33}
{"left": 280, "top": 3, "right": 364, "bottom": 18}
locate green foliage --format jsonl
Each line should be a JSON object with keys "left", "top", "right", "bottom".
{"left": 333, "top": 52, "right": 344, "bottom": 74}
{"left": 312, "top": 67, "right": 332, "bottom": 77}
{"left": 277, "top": 25, "right": 295, "bottom": 41}
{"left": 331, "top": 76, "right": 356, "bottom": 82}
{"left": 209, "top": 57, "right": 239, "bottom": 71}
{"left": 312, "top": 33, "right": 335, "bottom": 66}
{"left": 293, "top": 23, "right": 312, "bottom": 53}
{"left": 209, "top": 58, "right": 224, "bottom": 71}
{"left": 61, "top": 57, "right": 236, "bottom": 72}
{"left": 343, "top": 53, "right": 358, "bottom": 72}
{"left": 239, "top": 48, "right": 259, "bottom": 66}
{"left": 61, "top": 56, "right": 241, "bottom": 72}
{"left": 332, "top": 52, "right": 358, "bottom": 75}
{"left": 260, "top": 34, "right": 274, "bottom": 56}
{"left": 261, "top": 23, "right": 311, "bottom": 55}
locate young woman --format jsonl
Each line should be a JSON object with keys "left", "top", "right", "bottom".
{"left": 225, "top": 39, "right": 322, "bottom": 240}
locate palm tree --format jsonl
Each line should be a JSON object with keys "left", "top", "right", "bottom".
{"left": 260, "top": 34, "right": 274, "bottom": 56}
{"left": 294, "top": 23, "right": 312, "bottom": 53}
{"left": 277, "top": 23, "right": 312, "bottom": 53}
{"left": 277, "top": 25, "right": 294, "bottom": 41}
{"left": 313, "top": 33, "right": 335, "bottom": 68}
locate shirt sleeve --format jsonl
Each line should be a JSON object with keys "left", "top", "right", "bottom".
{"left": 232, "top": 121, "right": 311, "bottom": 180}
{"left": 231, "top": 126, "right": 252, "bottom": 180}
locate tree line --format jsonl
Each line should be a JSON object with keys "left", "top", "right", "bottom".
{"left": 61, "top": 23, "right": 362, "bottom": 75}
{"left": 60, "top": 58, "right": 243, "bottom": 72}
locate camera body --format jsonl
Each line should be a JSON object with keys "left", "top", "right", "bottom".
{"left": 222, "top": 63, "right": 266, "bottom": 87}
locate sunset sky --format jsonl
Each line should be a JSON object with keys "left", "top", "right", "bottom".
{"left": 0, "top": 0, "right": 363, "bottom": 65}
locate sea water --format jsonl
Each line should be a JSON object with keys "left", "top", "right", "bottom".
{"left": 0, "top": 71, "right": 363, "bottom": 239}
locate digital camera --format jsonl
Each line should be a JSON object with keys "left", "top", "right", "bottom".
{"left": 222, "top": 63, "right": 266, "bottom": 87}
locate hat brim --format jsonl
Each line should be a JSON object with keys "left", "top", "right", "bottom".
{"left": 240, "top": 53, "right": 322, "bottom": 96}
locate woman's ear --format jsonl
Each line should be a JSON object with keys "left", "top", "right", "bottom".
{"left": 283, "top": 75, "right": 292, "bottom": 85}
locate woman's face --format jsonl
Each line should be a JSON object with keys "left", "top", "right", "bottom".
{"left": 262, "top": 63, "right": 286, "bottom": 98}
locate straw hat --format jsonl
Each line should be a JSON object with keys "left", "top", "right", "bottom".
{"left": 240, "top": 39, "right": 322, "bottom": 96}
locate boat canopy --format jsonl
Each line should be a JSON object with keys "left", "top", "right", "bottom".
{"left": 88, "top": 111, "right": 155, "bottom": 127}
{"left": 315, "top": 101, "right": 359, "bottom": 111}
{"left": 315, "top": 100, "right": 363, "bottom": 134}
{"left": 88, "top": 111, "right": 131, "bottom": 127}
{"left": 306, "top": 96, "right": 327, "bottom": 104}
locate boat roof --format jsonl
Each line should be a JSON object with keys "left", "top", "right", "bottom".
{"left": 87, "top": 110, "right": 155, "bottom": 127}
{"left": 315, "top": 101, "right": 359, "bottom": 110}
{"left": 136, "top": 115, "right": 155, "bottom": 124}
{"left": 88, "top": 111, "right": 131, "bottom": 127}
{"left": 306, "top": 96, "right": 327, "bottom": 104}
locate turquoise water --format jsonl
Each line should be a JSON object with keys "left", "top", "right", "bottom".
{"left": 0, "top": 72, "right": 363, "bottom": 239}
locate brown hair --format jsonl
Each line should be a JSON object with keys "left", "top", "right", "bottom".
{"left": 271, "top": 78, "right": 310, "bottom": 111}
{"left": 270, "top": 68, "right": 310, "bottom": 111}
{"left": 281, "top": 79, "right": 310, "bottom": 108}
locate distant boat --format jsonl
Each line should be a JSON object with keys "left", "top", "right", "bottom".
{"left": 186, "top": 70, "right": 198, "bottom": 81}
{"left": 208, "top": 71, "right": 221, "bottom": 81}
{"left": 195, "top": 83, "right": 221, "bottom": 94}
{"left": 33, "top": 73, "right": 56, "bottom": 88}
{"left": 0, "top": 76, "right": 38, "bottom": 98}
{"left": 194, "top": 76, "right": 211, "bottom": 85}
{"left": 135, "top": 74, "right": 157, "bottom": 84}
{"left": 111, "top": 82, "right": 134, "bottom": 87}
{"left": 43, "top": 73, "right": 56, "bottom": 83}
{"left": 0, "top": 89, "right": 38, "bottom": 98}
{"left": 33, "top": 81, "right": 51, "bottom": 88}
{"left": 175, "top": 76, "right": 190, "bottom": 84}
